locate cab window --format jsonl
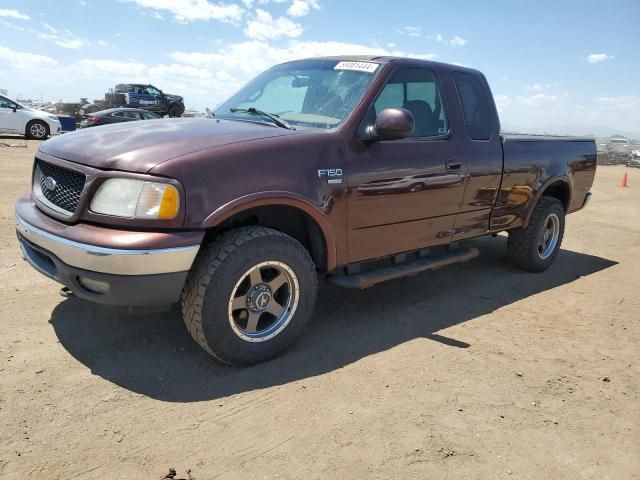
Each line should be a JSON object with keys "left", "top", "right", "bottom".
{"left": 452, "top": 72, "right": 494, "bottom": 141}
{"left": 369, "top": 67, "right": 449, "bottom": 138}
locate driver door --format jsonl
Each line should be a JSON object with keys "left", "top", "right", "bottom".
{"left": 346, "top": 67, "right": 467, "bottom": 263}
{"left": 145, "top": 86, "right": 164, "bottom": 112}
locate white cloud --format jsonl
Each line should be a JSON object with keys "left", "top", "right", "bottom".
{"left": 448, "top": 35, "right": 467, "bottom": 47}
{"left": 0, "top": 19, "right": 26, "bottom": 31}
{"left": 397, "top": 26, "right": 422, "bottom": 37}
{"left": 596, "top": 95, "right": 637, "bottom": 106}
{"left": 588, "top": 96, "right": 639, "bottom": 131}
{"left": 497, "top": 92, "right": 569, "bottom": 110}
{"left": 244, "top": 9, "right": 303, "bottom": 40}
{"left": 42, "top": 23, "right": 58, "bottom": 34}
{"left": 287, "top": 0, "right": 319, "bottom": 17}
{"left": 431, "top": 33, "right": 467, "bottom": 46}
{"left": 69, "top": 59, "right": 214, "bottom": 82}
{"left": 37, "top": 23, "right": 89, "bottom": 49}
{"left": 0, "top": 20, "right": 89, "bottom": 49}
{"left": 0, "top": 45, "right": 58, "bottom": 70}
{"left": 0, "top": 8, "right": 30, "bottom": 20}
{"left": 171, "top": 39, "right": 436, "bottom": 81}
{"left": 587, "top": 53, "right": 611, "bottom": 64}
{"left": 119, "top": 0, "right": 244, "bottom": 23}
{"left": 143, "top": 10, "right": 165, "bottom": 20}
{"left": 525, "top": 81, "right": 560, "bottom": 92}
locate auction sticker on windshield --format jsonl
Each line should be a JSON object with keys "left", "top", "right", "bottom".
{"left": 334, "top": 61, "right": 379, "bottom": 73}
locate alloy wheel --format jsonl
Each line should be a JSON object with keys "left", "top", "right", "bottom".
{"left": 228, "top": 261, "right": 299, "bottom": 343}
{"left": 538, "top": 213, "right": 560, "bottom": 259}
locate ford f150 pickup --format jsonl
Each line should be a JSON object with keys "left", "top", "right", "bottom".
{"left": 15, "top": 56, "right": 596, "bottom": 366}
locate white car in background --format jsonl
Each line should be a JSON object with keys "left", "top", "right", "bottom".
{"left": 0, "top": 94, "right": 61, "bottom": 140}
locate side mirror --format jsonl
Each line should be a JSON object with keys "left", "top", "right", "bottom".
{"left": 11, "top": 104, "right": 18, "bottom": 113}
{"left": 368, "top": 108, "right": 415, "bottom": 141}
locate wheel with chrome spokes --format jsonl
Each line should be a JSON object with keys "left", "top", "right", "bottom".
{"left": 228, "top": 261, "right": 299, "bottom": 342}
{"left": 26, "top": 121, "right": 49, "bottom": 140}
{"left": 181, "top": 226, "right": 317, "bottom": 366}
{"left": 537, "top": 213, "right": 560, "bottom": 260}
{"left": 507, "top": 196, "right": 565, "bottom": 273}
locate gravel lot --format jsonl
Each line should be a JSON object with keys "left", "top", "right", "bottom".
{"left": 1, "top": 136, "right": 638, "bottom": 479}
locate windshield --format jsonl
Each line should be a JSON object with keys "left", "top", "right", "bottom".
{"left": 213, "top": 59, "right": 381, "bottom": 130}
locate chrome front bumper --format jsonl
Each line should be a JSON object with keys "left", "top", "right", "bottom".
{"left": 16, "top": 215, "right": 199, "bottom": 276}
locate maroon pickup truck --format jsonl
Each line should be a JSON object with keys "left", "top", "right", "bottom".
{"left": 15, "top": 56, "right": 596, "bottom": 366}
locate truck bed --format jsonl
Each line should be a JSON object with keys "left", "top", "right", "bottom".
{"left": 489, "top": 133, "right": 597, "bottom": 232}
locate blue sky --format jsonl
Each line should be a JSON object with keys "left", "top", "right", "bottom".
{"left": 1, "top": 0, "right": 638, "bottom": 134}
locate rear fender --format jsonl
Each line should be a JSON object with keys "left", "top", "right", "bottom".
{"left": 523, "top": 176, "right": 572, "bottom": 227}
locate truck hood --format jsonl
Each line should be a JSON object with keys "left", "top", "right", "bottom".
{"left": 39, "top": 118, "right": 299, "bottom": 173}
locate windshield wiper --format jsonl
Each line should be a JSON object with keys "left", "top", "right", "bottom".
{"left": 229, "top": 107, "right": 295, "bottom": 130}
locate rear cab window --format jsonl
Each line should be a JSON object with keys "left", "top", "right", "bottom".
{"left": 452, "top": 72, "right": 494, "bottom": 141}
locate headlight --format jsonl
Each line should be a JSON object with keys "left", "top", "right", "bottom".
{"left": 90, "top": 179, "right": 180, "bottom": 219}
{"left": 47, "top": 115, "right": 59, "bottom": 122}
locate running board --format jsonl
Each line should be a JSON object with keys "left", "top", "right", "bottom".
{"left": 327, "top": 248, "right": 479, "bottom": 289}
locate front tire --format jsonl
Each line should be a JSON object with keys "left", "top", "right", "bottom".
{"left": 507, "top": 196, "right": 565, "bottom": 272}
{"left": 167, "top": 104, "right": 184, "bottom": 117}
{"left": 181, "top": 227, "right": 318, "bottom": 366}
{"left": 25, "top": 120, "right": 49, "bottom": 140}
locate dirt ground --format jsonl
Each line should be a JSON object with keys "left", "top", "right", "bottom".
{"left": 1, "top": 136, "right": 638, "bottom": 480}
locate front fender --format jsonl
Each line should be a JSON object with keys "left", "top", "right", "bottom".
{"left": 202, "top": 191, "right": 338, "bottom": 271}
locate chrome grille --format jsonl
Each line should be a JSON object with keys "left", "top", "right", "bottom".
{"left": 34, "top": 160, "right": 86, "bottom": 214}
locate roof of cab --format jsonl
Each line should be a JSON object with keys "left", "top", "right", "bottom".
{"left": 283, "top": 55, "right": 482, "bottom": 75}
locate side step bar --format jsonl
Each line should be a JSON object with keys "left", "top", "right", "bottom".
{"left": 327, "top": 247, "right": 479, "bottom": 289}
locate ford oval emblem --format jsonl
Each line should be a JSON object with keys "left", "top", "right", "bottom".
{"left": 44, "top": 176, "right": 57, "bottom": 192}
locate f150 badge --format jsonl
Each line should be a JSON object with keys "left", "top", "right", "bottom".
{"left": 318, "top": 168, "right": 343, "bottom": 184}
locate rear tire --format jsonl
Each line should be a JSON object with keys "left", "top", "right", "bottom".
{"left": 507, "top": 196, "right": 565, "bottom": 272}
{"left": 25, "top": 120, "right": 49, "bottom": 140}
{"left": 181, "top": 227, "right": 318, "bottom": 366}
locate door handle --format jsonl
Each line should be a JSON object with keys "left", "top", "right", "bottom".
{"left": 446, "top": 159, "right": 463, "bottom": 171}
